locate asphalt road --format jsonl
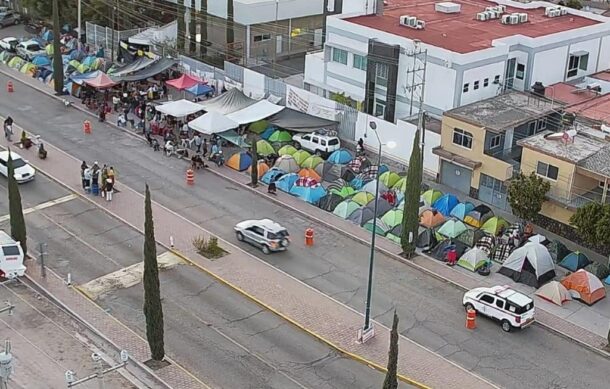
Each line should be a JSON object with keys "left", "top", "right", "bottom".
{"left": 0, "top": 174, "right": 395, "bottom": 389}
{"left": 0, "top": 59, "right": 608, "bottom": 388}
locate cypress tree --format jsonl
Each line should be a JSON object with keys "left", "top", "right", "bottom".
{"left": 382, "top": 311, "right": 399, "bottom": 389}
{"left": 250, "top": 138, "right": 258, "bottom": 187}
{"left": 52, "top": 0, "right": 64, "bottom": 94}
{"left": 400, "top": 130, "right": 423, "bottom": 257}
{"left": 7, "top": 152, "right": 27, "bottom": 256}
{"left": 143, "top": 184, "right": 165, "bottom": 361}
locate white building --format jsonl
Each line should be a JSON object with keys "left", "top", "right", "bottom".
{"left": 304, "top": 0, "right": 610, "bottom": 122}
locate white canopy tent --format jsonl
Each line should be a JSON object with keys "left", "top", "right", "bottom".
{"left": 226, "top": 100, "right": 284, "bottom": 125}
{"left": 188, "top": 112, "right": 239, "bottom": 135}
{"left": 155, "top": 99, "right": 205, "bottom": 117}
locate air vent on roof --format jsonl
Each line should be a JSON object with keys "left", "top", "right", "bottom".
{"left": 435, "top": 2, "right": 461, "bottom": 13}
{"left": 399, "top": 15, "right": 426, "bottom": 29}
{"left": 501, "top": 13, "right": 528, "bottom": 24}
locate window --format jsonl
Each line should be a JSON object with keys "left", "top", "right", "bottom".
{"left": 484, "top": 78, "right": 489, "bottom": 87}
{"left": 320, "top": 139, "right": 327, "bottom": 146}
{"left": 537, "top": 118, "right": 547, "bottom": 131}
{"left": 474, "top": 81, "right": 480, "bottom": 90}
{"left": 328, "top": 138, "right": 339, "bottom": 146}
{"left": 536, "top": 161, "right": 559, "bottom": 180}
{"left": 599, "top": 181, "right": 609, "bottom": 189}
{"left": 353, "top": 54, "right": 367, "bottom": 71}
{"left": 2, "top": 246, "right": 20, "bottom": 256}
{"left": 452, "top": 128, "right": 473, "bottom": 149}
{"left": 311, "top": 136, "right": 319, "bottom": 144}
{"left": 253, "top": 33, "right": 271, "bottom": 42}
{"left": 249, "top": 226, "right": 265, "bottom": 236}
{"left": 494, "top": 75, "right": 500, "bottom": 84}
{"left": 516, "top": 63, "right": 525, "bottom": 80}
{"left": 490, "top": 135, "right": 502, "bottom": 149}
{"left": 332, "top": 47, "right": 348, "bottom": 65}
{"left": 480, "top": 294, "right": 494, "bottom": 304}
{"left": 375, "top": 63, "right": 389, "bottom": 88}
{"left": 375, "top": 98, "right": 386, "bottom": 117}
{"left": 463, "top": 83, "right": 469, "bottom": 93}
{"left": 495, "top": 299, "right": 505, "bottom": 309}
{"left": 302, "top": 135, "right": 311, "bottom": 141}
{"left": 567, "top": 53, "right": 589, "bottom": 78}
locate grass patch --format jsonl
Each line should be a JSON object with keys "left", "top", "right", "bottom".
{"left": 192, "top": 235, "right": 227, "bottom": 259}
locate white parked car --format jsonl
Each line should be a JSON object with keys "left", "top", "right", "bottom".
{"left": 293, "top": 131, "right": 341, "bottom": 157}
{"left": 234, "top": 219, "right": 290, "bottom": 254}
{"left": 16, "top": 40, "right": 45, "bottom": 61}
{"left": 0, "top": 37, "right": 18, "bottom": 52}
{"left": 463, "top": 285, "right": 535, "bottom": 332}
{"left": 0, "top": 151, "right": 35, "bottom": 183}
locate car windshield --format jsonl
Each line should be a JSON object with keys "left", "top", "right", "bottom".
{"left": 11, "top": 158, "right": 26, "bottom": 168}
{"left": 27, "top": 44, "right": 41, "bottom": 51}
{"left": 268, "top": 230, "right": 288, "bottom": 240}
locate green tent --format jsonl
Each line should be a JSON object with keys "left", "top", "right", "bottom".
{"left": 480, "top": 216, "right": 509, "bottom": 236}
{"left": 352, "top": 191, "right": 374, "bottom": 206}
{"left": 386, "top": 233, "right": 401, "bottom": 244}
{"left": 421, "top": 189, "right": 443, "bottom": 206}
{"left": 393, "top": 177, "right": 408, "bottom": 193}
{"left": 301, "top": 155, "right": 324, "bottom": 169}
{"left": 457, "top": 248, "right": 489, "bottom": 272}
{"left": 292, "top": 150, "right": 311, "bottom": 165}
{"left": 77, "top": 63, "right": 90, "bottom": 74}
{"left": 20, "top": 63, "right": 36, "bottom": 75}
{"left": 381, "top": 209, "right": 403, "bottom": 228}
{"left": 333, "top": 200, "right": 360, "bottom": 219}
{"left": 363, "top": 218, "right": 391, "bottom": 236}
{"left": 8, "top": 56, "right": 25, "bottom": 69}
{"left": 256, "top": 140, "right": 276, "bottom": 156}
{"left": 248, "top": 120, "right": 268, "bottom": 134}
{"left": 45, "top": 44, "right": 54, "bottom": 55}
{"left": 278, "top": 145, "right": 298, "bottom": 156}
{"left": 268, "top": 130, "right": 292, "bottom": 143}
{"left": 436, "top": 219, "right": 468, "bottom": 239}
{"left": 0, "top": 51, "right": 14, "bottom": 63}
{"left": 331, "top": 186, "right": 356, "bottom": 198}
{"left": 379, "top": 171, "right": 400, "bottom": 188}
{"left": 68, "top": 59, "right": 80, "bottom": 70}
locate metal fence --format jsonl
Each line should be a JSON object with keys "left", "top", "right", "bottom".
{"left": 85, "top": 22, "right": 146, "bottom": 56}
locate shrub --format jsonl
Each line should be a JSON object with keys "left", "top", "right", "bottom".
{"left": 192, "top": 235, "right": 226, "bottom": 259}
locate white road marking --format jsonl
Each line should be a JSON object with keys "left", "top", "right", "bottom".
{"left": 0, "top": 194, "right": 77, "bottom": 222}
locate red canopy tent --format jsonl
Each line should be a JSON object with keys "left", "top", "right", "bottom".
{"left": 84, "top": 72, "right": 117, "bottom": 89}
{"left": 166, "top": 73, "right": 203, "bottom": 90}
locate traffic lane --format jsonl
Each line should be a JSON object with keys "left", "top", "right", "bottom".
{"left": 0, "top": 172, "right": 69, "bottom": 215}
{"left": 99, "top": 261, "right": 395, "bottom": 389}
{"left": 0, "top": 73, "right": 607, "bottom": 388}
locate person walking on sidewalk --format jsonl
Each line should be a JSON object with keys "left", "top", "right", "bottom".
{"left": 3, "top": 116, "right": 13, "bottom": 141}
{"left": 105, "top": 178, "right": 114, "bottom": 201}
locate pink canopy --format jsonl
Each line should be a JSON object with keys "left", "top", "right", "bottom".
{"left": 84, "top": 72, "right": 117, "bottom": 89}
{"left": 166, "top": 73, "right": 203, "bottom": 90}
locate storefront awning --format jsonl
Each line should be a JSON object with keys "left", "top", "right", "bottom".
{"left": 226, "top": 100, "right": 284, "bottom": 125}
{"left": 156, "top": 99, "right": 204, "bottom": 117}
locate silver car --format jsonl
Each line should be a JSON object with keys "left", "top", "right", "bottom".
{"left": 234, "top": 219, "right": 290, "bottom": 254}
{"left": 16, "top": 41, "right": 46, "bottom": 61}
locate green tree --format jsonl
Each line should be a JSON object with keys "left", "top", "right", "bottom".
{"left": 570, "top": 203, "right": 610, "bottom": 248}
{"left": 250, "top": 138, "right": 258, "bottom": 187}
{"left": 52, "top": 0, "right": 64, "bottom": 95}
{"left": 143, "top": 184, "right": 165, "bottom": 361}
{"left": 400, "top": 130, "right": 422, "bottom": 257}
{"left": 507, "top": 172, "right": 550, "bottom": 222}
{"left": 382, "top": 311, "right": 399, "bottom": 389}
{"left": 565, "top": 0, "right": 583, "bottom": 9}
{"left": 7, "top": 152, "right": 27, "bottom": 256}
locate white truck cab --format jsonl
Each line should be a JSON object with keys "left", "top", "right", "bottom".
{"left": 0, "top": 231, "right": 26, "bottom": 278}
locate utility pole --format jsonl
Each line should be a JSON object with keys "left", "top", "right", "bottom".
{"left": 110, "top": 1, "right": 117, "bottom": 63}
{"left": 404, "top": 40, "right": 428, "bottom": 177}
{"left": 39, "top": 242, "right": 47, "bottom": 278}
{"left": 77, "top": 0, "right": 81, "bottom": 50}
{"left": 52, "top": 0, "right": 64, "bottom": 94}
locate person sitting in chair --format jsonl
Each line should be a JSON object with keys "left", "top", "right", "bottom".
{"left": 151, "top": 138, "right": 160, "bottom": 151}
{"left": 164, "top": 140, "right": 175, "bottom": 157}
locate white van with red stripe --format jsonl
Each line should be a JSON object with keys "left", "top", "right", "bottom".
{"left": 463, "top": 285, "right": 535, "bottom": 332}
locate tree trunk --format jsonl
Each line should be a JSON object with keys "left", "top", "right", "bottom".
{"left": 143, "top": 184, "right": 165, "bottom": 361}
{"left": 52, "top": 0, "right": 64, "bottom": 94}
{"left": 250, "top": 137, "right": 258, "bottom": 187}
{"left": 382, "top": 311, "right": 399, "bottom": 389}
{"left": 7, "top": 152, "right": 27, "bottom": 256}
{"left": 400, "top": 130, "right": 422, "bottom": 256}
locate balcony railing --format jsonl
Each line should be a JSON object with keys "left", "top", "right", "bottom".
{"left": 546, "top": 187, "right": 610, "bottom": 208}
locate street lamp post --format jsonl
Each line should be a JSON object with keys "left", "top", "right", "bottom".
{"left": 359, "top": 121, "right": 395, "bottom": 343}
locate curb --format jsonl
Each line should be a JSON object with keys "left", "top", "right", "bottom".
{"left": 168, "top": 248, "right": 431, "bottom": 389}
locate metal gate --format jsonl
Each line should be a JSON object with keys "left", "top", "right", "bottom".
{"left": 440, "top": 160, "right": 472, "bottom": 194}
{"left": 478, "top": 174, "right": 509, "bottom": 210}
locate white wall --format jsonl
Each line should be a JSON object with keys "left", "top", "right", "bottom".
{"left": 568, "top": 38, "right": 601, "bottom": 79}
{"left": 461, "top": 61, "right": 505, "bottom": 106}
{"left": 304, "top": 52, "right": 325, "bottom": 86}
{"left": 530, "top": 46, "right": 569, "bottom": 86}
{"left": 207, "top": 0, "right": 228, "bottom": 19}
{"left": 234, "top": 0, "right": 324, "bottom": 25}
{"left": 243, "top": 68, "right": 267, "bottom": 99}
{"left": 598, "top": 35, "right": 610, "bottom": 71}
{"left": 420, "top": 62, "right": 457, "bottom": 112}
{"left": 354, "top": 113, "right": 440, "bottom": 175}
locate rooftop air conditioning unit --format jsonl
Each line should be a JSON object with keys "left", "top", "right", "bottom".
{"left": 550, "top": 9, "right": 560, "bottom": 17}
{"left": 435, "top": 2, "right": 462, "bottom": 13}
{"left": 400, "top": 15, "right": 417, "bottom": 27}
{"left": 560, "top": 7, "right": 568, "bottom": 15}
{"left": 587, "top": 82, "right": 602, "bottom": 92}
{"left": 477, "top": 12, "right": 489, "bottom": 21}
{"left": 489, "top": 11, "right": 500, "bottom": 19}
{"left": 415, "top": 20, "right": 426, "bottom": 29}
{"left": 509, "top": 14, "right": 520, "bottom": 24}
{"left": 545, "top": 6, "right": 555, "bottom": 16}
{"left": 497, "top": 4, "right": 507, "bottom": 12}
{"left": 518, "top": 13, "right": 528, "bottom": 23}
{"left": 501, "top": 14, "right": 511, "bottom": 24}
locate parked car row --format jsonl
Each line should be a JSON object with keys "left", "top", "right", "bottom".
{"left": 0, "top": 10, "right": 20, "bottom": 28}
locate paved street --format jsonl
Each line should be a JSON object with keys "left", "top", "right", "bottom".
{"left": 0, "top": 175, "right": 394, "bottom": 389}
{"left": 0, "top": 69, "right": 608, "bottom": 389}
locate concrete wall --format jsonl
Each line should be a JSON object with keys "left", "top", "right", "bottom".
{"left": 460, "top": 62, "right": 505, "bottom": 106}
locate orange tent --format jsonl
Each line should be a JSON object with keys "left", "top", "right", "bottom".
{"left": 248, "top": 160, "right": 270, "bottom": 178}
{"left": 298, "top": 168, "right": 321, "bottom": 182}
{"left": 420, "top": 209, "right": 445, "bottom": 228}
{"left": 561, "top": 269, "right": 606, "bottom": 305}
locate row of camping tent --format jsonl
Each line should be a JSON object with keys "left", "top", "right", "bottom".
{"left": 536, "top": 269, "right": 607, "bottom": 306}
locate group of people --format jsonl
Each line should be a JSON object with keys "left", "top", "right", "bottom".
{"left": 80, "top": 161, "right": 115, "bottom": 201}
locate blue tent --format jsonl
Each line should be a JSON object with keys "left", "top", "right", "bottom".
{"left": 350, "top": 176, "right": 371, "bottom": 190}
{"left": 32, "top": 56, "right": 51, "bottom": 67}
{"left": 187, "top": 83, "right": 213, "bottom": 96}
{"left": 69, "top": 50, "right": 85, "bottom": 61}
{"left": 450, "top": 202, "right": 475, "bottom": 221}
{"left": 261, "top": 167, "right": 285, "bottom": 185}
{"left": 433, "top": 194, "right": 460, "bottom": 217}
{"left": 559, "top": 252, "right": 590, "bottom": 272}
{"left": 42, "top": 30, "right": 54, "bottom": 41}
{"left": 290, "top": 185, "right": 327, "bottom": 204}
{"left": 275, "top": 173, "right": 299, "bottom": 192}
{"left": 82, "top": 56, "right": 96, "bottom": 67}
{"left": 328, "top": 149, "right": 353, "bottom": 164}
{"left": 260, "top": 127, "right": 276, "bottom": 140}
{"left": 378, "top": 164, "right": 390, "bottom": 175}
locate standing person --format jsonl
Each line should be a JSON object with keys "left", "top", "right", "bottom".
{"left": 193, "top": 133, "right": 202, "bottom": 153}
{"left": 80, "top": 161, "right": 88, "bottom": 189}
{"left": 105, "top": 178, "right": 114, "bottom": 201}
{"left": 112, "top": 94, "right": 120, "bottom": 112}
{"left": 83, "top": 166, "right": 92, "bottom": 193}
{"left": 3, "top": 116, "right": 13, "bottom": 141}
{"left": 107, "top": 166, "right": 116, "bottom": 190}
{"left": 202, "top": 138, "right": 208, "bottom": 158}
{"left": 91, "top": 162, "right": 100, "bottom": 193}
{"left": 100, "top": 164, "right": 108, "bottom": 197}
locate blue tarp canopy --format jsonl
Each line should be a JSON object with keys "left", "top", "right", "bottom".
{"left": 32, "top": 56, "right": 51, "bottom": 67}
{"left": 186, "top": 83, "right": 213, "bottom": 96}
{"left": 69, "top": 70, "right": 101, "bottom": 85}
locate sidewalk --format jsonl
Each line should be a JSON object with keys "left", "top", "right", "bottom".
{"left": 0, "top": 124, "right": 496, "bottom": 388}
